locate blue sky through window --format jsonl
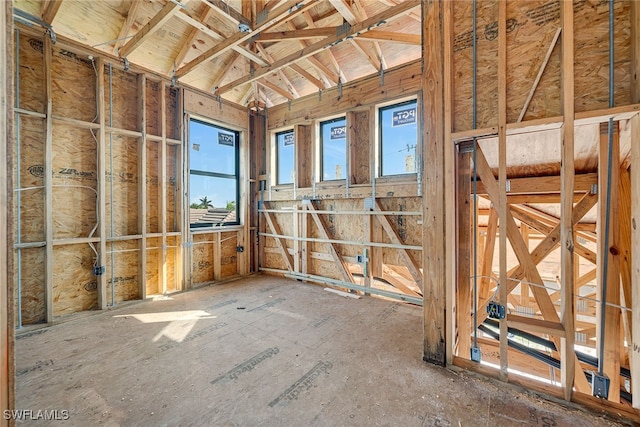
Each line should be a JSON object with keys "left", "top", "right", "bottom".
{"left": 380, "top": 100, "right": 418, "bottom": 176}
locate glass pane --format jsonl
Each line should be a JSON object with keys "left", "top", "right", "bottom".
{"left": 321, "top": 117, "right": 346, "bottom": 181}
{"left": 380, "top": 101, "right": 418, "bottom": 176}
{"left": 277, "top": 130, "right": 295, "bottom": 184}
{"left": 189, "top": 175, "right": 237, "bottom": 227}
{"left": 189, "top": 120, "right": 236, "bottom": 175}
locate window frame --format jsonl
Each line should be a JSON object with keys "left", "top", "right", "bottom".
{"left": 319, "top": 116, "right": 347, "bottom": 182}
{"left": 378, "top": 99, "right": 419, "bottom": 178}
{"left": 275, "top": 129, "right": 295, "bottom": 185}
{"left": 188, "top": 117, "right": 240, "bottom": 229}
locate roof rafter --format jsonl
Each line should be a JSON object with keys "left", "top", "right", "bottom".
{"left": 171, "top": 5, "right": 217, "bottom": 70}
{"left": 215, "top": 1, "right": 419, "bottom": 95}
{"left": 41, "top": 0, "right": 63, "bottom": 24}
{"left": 358, "top": 30, "right": 421, "bottom": 45}
{"left": 254, "top": 27, "right": 338, "bottom": 42}
{"left": 300, "top": 11, "right": 345, "bottom": 83}
{"left": 201, "top": 0, "right": 251, "bottom": 27}
{"left": 119, "top": 0, "right": 189, "bottom": 58}
{"left": 208, "top": 51, "right": 241, "bottom": 91}
{"left": 255, "top": 43, "right": 300, "bottom": 98}
{"left": 176, "top": 0, "right": 315, "bottom": 78}
{"left": 113, "top": 0, "right": 142, "bottom": 54}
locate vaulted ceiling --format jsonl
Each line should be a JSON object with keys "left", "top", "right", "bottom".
{"left": 14, "top": 0, "right": 422, "bottom": 107}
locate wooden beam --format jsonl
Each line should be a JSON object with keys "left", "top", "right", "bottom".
{"left": 475, "top": 173, "right": 597, "bottom": 195}
{"left": 113, "top": 0, "right": 142, "bottom": 54}
{"left": 422, "top": 0, "right": 446, "bottom": 366}
{"left": 518, "top": 28, "right": 561, "bottom": 122}
{"left": 254, "top": 27, "right": 337, "bottom": 42}
{"left": 632, "top": 0, "right": 640, "bottom": 103}
{"left": 176, "top": 0, "right": 314, "bottom": 78}
{"left": 215, "top": 1, "right": 420, "bottom": 95}
{"left": 262, "top": 204, "right": 294, "bottom": 271}
{"left": 374, "top": 201, "right": 423, "bottom": 290}
{"left": 44, "top": 36, "right": 54, "bottom": 321}
{"left": 559, "top": 0, "right": 575, "bottom": 400}
{"left": 307, "top": 202, "right": 354, "bottom": 284}
{"left": 300, "top": 11, "right": 345, "bottom": 83}
{"left": 457, "top": 152, "right": 472, "bottom": 358}
{"left": 119, "top": 0, "right": 186, "bottom": 59}
{"left": 479, "top": 208, "right": 498, "bottom": 299}
{"left": 258, "top": 80, "right": 294, "bottom": 100}
{"left": 171, "top": 6, "right": 220, "bottom": 69}
{"left": 208, "top": 51, "right": 240, "bottom": 92}
{"left": 497, "top": 0, "right": 508, "bottom": 380}
{"left": 1, "top": 0, "right": 14, "bottom": 420}
{"left": 254, "top": 44, "right": 299, "bottom": 98}
{"left": 597, "top": 127, "right": 621, "bottom": 402}
{"left": 630, "top": 112, "right": 640, "bottom": 411}
{"left": 358, "top": 30, "right": 421, "bottom": 45}
{"left": 618, "top": 167, "right": 633, "bottom": 349}
{"left": 96, "top": 59, "right": 107, "bottom": 310}
{"left": 201, "top": 0, "right": 250, "bottom": 27}
{"left": 41, "top": 0, "right": 62, "bottom": 24}
{"left": 138, "top": 75, "right": 147, "bottom": 299}
{"left": 507, "top": 315, "right": 565, "bottom": 337}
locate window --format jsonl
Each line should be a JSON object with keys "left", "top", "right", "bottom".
{"left": 379, "top": 100, "right": 418, "bottom": 176}
{"left": 320, "top": 117, "right": 347, "bottom": 181}
{"left": 276, "top": 130, "right": 295, "bottom": 185}
{"left": 189, "top": 119, "right": 239, "bottom": 228}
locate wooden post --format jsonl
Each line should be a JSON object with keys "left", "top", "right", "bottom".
{"left": 138, "top": 74, "right": 147, "bottom": 299}
{"left": 457, "top": 152, "right": 471, "bottom": 358}
{"left": 44, "top": 36, "right": 54, "bottom": 320}
{"left": 1, "top": 0, "right": 15, "bottom": 421}
{"left": 560, "top": 0, "right": 576, "bottom": 401}
{"left": 630, "top": 113, "right": 640, "bottom": 411}
{"left": 422, "top": 0, "right": 446, "bottom": 366}
{"left": 520, "top": 225, "right": 530, "bottom": 306}
{"left": 632, "top": 1, "right": 639, "bottom": 103}
{"left": 97, "top": 59, "right": 107, "bottom": 309}
{"left": 160, "top": 82, "right": 167, "bottom": 294}
{"left": 498, "top": 0, "right": 508, "bottom": 381}
{"left": 597, "top": 128, "right": 621, "bottom": 403}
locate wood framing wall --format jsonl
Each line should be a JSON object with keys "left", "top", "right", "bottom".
{"left": 261, "top": 60, "right": 423, "bottom": 305}
{"left": 12, "top": 27, "right": 250, "bottom": 326}
{"left": 424, "top": 0, "right": 640, "bottom": 421}
{"left": 2, "top": 0, "right": 15, "bottom": 422}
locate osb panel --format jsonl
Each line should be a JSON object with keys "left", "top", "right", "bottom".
{"left": 192, "top": 233, "right": 214, "bottom": 285}
{"left": 350, "top": 110, "right": 370, "bottom": 185}
{"left": 166, "top": 235, "right": 179, "bottom": 292}
{"left": 220, "top": 232, "right": 238, "bottom": 279}
{"left": 146, "top": 237, "right": 161, "bottom": 296}
{"left": 146, "top": 79, "right": 161, "bottom": 136}
{"left": 146, "top": 140, "right": 161, "bottom": 233}
{"left": 52, "top": 244, "right": 98, "bottom": 317}
{"left": 106, "top": 67, "right": 139, "bottom": 132}
{"left": 263, "top": 252, "right": 288, "bottom": 272}
{"left": 166, "top": 87, "right": 180, "bottom": 140}
{"left": 166, "top": 144, "right": 179, "bottom": 233}
{"left": 452, "top": 0, "right": 633, "bottom": 131}
{"left": 51, "top": 124, "right": 98, "bottom": 239}
{"left": 16, "top": 247, "right": 45, "bottom": 325}
{"left": 51, "top": 44, "right": 96, "bottom": 122}
{"left": 105, "top": 240, "right": 139, "bottom": 304}
{"left": 16, "top": 116, "right": 45, "bottom": 243}
{"left": 17, "top": 33, "right": 45, "bottom": 113}
{"left": 309, "top": 200, "right": 365, "bottom": 258}
{"left": 107, "top": 135, "right": 139, "bottom": 237}
{"left": 453, "top": 0, "right": 499, "bottom": 131}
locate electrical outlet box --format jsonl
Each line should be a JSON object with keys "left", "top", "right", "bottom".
{"left": 93, "top": 266, "right": 105, "bottom": 276}
{"left": 592, "top": 373, "right": 610, "bottom": 399}
{"left": 470, "top": 347, "right": 481, "bottom": 362}
{"left": 487, "top": 302, "right": 506, "bottom": 319}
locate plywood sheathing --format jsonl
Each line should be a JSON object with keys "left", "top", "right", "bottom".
{"left": 16, "top": 116, "right": 45, "bottom": 243}
{"left": 51, "top": 45, "right": 96, "bottom": 122}
{"left": 107, "top": 68, "right": 139, "bottom": 132}
{"left": 105, "top": 239, "right": 139, "bottom": 304}
{"left": 452, "top": 0, "right": 632, "bottom": 132}
{"left": 17, "top": 247, "right": 45, "bottom": 325}
{"left": 106, "top": 135, "right": 139, "bottom": 237}
{"left": 165, "top": 143, "right": 179, "bottom": 232}
{"left": 17, "top": 33, "right": 45, "bottom": 113}
{"left": 52, "top": 244, "right": 98, "bottom": 317}
{"left": 51, "top": 124, "right": 98, "bottom": 239}
{"left": 146, "top": 140, "right": 160, "bottom": 233}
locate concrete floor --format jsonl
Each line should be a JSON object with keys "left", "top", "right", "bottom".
{"left": 16, "top": 275, "right": 625, "bottom": 426}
